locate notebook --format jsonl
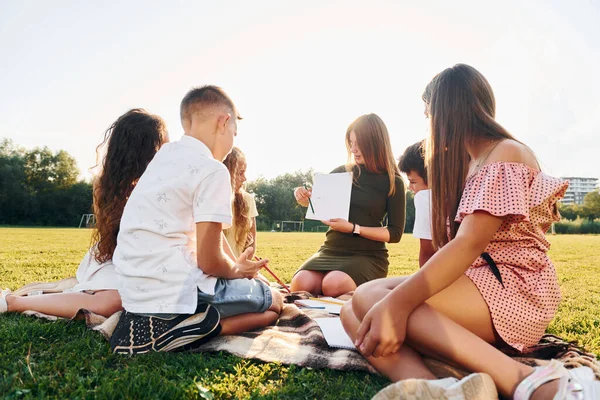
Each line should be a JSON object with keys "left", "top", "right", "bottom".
{"left": 294, "top": 297, "right": 345, "bottom": 314}
{"left": 314, "top": 317, "right": 356, "bottom": 351}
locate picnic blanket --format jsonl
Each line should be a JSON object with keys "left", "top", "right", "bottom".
{"left": 13, "top": 281, "right": 600, "bottom": 380}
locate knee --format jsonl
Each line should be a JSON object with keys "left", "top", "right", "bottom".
{"left": 322, "top": 271, "right": 356, "bottom": 298}
{"left": 350, "top": 286, "right": 371, "bottom": 320}
{"left": 269, "top": 289, "right": 283, "bottom": 314}
{"left": 291, "top": 271, "right": 322, "bottom": 294}
{"left": 340, "top": 300, "right": 355, "bottom": 328}
{"left": 94, "top": 290, "right": 123, "bottom": 317}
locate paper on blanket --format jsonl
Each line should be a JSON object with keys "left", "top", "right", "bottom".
{"left": 314, "top": 317, "right": 356, "bottom": 351}
{"left": 295, "top": 297, "right": 345, "bottom": 314}
{"left": 305, "top": 172, "right": 352, "bottom": 221}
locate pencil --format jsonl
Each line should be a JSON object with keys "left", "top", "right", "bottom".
{"left": 254, "top": 256, "right": 292, "bottom": 294}
{"left": 303, "top": 184, "right": 315, "bottom": 214}
{"left": 308, "top": 297, "right": 345, "bottom": 306}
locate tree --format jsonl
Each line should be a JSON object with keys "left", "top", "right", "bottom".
{"left": 0, "top": 137, "right": 92, "bottom": 226}
{"left": 247, "top": 170, "right": 314, "bottom": 229}
{"left": 24, "top": 147, "right": 79, "bottom": 191}
{"left": 581, "top": 191, "right": 600, "bottom": 221}
{"left": 0, "top": 139, "right": 34, "bottom": 224}
{"left": 558, "top": 203, "right": 579, "bottom": 221}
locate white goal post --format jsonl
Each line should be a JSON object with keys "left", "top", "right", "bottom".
{"left": 78, "top": 214, "right": 96, "bottom": 228}
{"left": 280, "top": 220, "right": 304, "bottom": 232}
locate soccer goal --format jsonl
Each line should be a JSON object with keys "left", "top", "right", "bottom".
{"left": 78, "top": 214, "right": 96, "bottom": 228}
{"left": 280, "top": 220, "right": 304, "bottom": 232}
{"left": 311, "top": 225, "right": 329, "bottom": 232}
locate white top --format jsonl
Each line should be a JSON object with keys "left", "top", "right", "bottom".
{"left": 71, "top": 247, "right": 120, "bottom": 292}
{"left": 223, "top": 191, "right": 259, "bottom": 258}
{"left": 113, "top": 136, "right": 233, "bottom": 314}
{"left": 412, "top": 189, "right": 432, "bottom": 240}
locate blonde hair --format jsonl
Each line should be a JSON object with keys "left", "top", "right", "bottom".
{"left": 222, "top": 147, "right": 251, "bottom": 250}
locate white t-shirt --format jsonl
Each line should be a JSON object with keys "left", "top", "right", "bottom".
{"left": 113, "top": 136, "right": 233, "bottom": 314}
{"left": 413, "top": 189, "right": 432, "bottom": 240}
{"left": 223, "top": 191, "right": 259, "bottom": 258}
{"left": 71, "top": 247, "right": 120, "bottom": 292}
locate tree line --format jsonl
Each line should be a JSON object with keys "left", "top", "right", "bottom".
{"left": 558, "top": 192, "right": 600, "bottom": 221}
{"left": 0, "top": 139, "right": 92, "bottom": 226}
{"left": 1, "top": 139, "right": 418, "bottom": 231}
{"left": 12, "top": 138, "right": 595, "bottom": 233}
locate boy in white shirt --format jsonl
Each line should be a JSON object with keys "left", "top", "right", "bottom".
{"left": 110, "top": 86, "right": 282, "bottom": 354}
{"left": 398, "top": 141, "right": 436, "bottom": 267}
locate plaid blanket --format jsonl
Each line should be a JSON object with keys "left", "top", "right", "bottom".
{"left": 15, "top": 282, "right": 600, "bottom": 380}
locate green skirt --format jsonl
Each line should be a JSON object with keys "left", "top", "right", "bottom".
{"left": 296, "top": 247, "right": 389, "bottom": 286}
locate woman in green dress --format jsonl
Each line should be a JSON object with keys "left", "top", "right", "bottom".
{"left": 291, "top": 113, "right": 406, "bottom": 297}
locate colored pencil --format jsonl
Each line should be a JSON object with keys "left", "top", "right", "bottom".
{"left": 308, "top": 297, "right": 345, "bottom": 306}
{"left": 254, "top": 256, "right": 292, "bottom": 294}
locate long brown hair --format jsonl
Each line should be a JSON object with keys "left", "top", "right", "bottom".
{"left": 222, "top": 147, "right": 251, "bottom": 249}
{"left": 425, "top": 64, "right": 516, "bottom": 249}
{"left": 345, "top": 113, "right": 400, "bottom": 196}
{"left": 92, "top": 109, "right": 168, "bottom": 263}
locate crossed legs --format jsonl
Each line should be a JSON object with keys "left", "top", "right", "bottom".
{"left": 340, "top": 276, "right": 557, "bottom": 399}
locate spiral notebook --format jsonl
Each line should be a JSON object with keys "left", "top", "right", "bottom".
{"left": 314, "top": 317, "right": 356, "bottom": 351}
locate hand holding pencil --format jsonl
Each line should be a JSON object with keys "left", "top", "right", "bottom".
{"left": 293, "top": 185, "right": 313, "bottom": 210}
{"left": 234, "top": 247, "right": 267, "bottom": 279}
{"left": 253, "top": 256, "right": 292, "bottom": 294}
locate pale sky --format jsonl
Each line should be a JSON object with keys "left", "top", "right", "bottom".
{"left": 1, "top": 0, "right": 599, "bottom": 182}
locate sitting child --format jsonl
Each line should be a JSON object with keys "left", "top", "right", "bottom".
{"left": 222, "top": 147, "right": 259, "bottom": 259}
{"left": 109, "top": 85, "right": 283, "bottom": 355}
{"left": 398, "top": 140, "right": 435, "bottom": 266}
{"left": 0, "top": 109, "right": 168, "bottom": 318}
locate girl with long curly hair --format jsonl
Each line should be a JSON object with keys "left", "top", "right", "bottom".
{"left": 1, "top": 109, "right": 168, "bottom": 318}
{"left": 222, "top": 147, "right": 259, "bottom": 260}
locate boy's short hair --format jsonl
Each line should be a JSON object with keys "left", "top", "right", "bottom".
{"left": 180, "top": 85, "right": 238, "bottom": 124}
{"left": 398, "top": 140, "right": 427, "bottom": 184}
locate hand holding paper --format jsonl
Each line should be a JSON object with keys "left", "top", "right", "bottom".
{"left": 321, "top": 218, "right": 353, "bottom": 233}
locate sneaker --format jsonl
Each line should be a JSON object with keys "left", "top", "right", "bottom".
{"left": 514, "top": 359, "right": 600, "bottom": 400}
{"left": 110, "top": 302, "right": 221, "bottom": 355}
{"left": 0, "top": 289, "right": 11, "bottom": 313}
{"left": 373, "top": 373, "right": 498, "bottom": 400}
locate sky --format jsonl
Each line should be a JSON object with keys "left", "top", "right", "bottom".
{"left": 1, "top": 0, "right": 599, "bottom": 182}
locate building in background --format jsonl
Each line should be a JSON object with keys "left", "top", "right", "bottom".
{"left": 560, "top": 177, "right": 599, "bottom": 205}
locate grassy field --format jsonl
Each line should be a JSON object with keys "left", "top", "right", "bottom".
{"left": 1, "top": 228, "right": 599, "bottom": 399}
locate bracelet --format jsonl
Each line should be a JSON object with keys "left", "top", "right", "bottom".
{"left": 351, "top": 222, "right": 356, "bottom": 235}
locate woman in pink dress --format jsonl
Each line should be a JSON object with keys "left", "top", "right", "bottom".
{"left": 341, "top": 64, "right": 599, "bottom": 399}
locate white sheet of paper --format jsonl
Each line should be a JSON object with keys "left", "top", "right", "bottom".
{"left": 314, "top": 317, "right": 356, "bottom": 350}
{"left": 305, "top": 172, "right": 352, "bottom": 221}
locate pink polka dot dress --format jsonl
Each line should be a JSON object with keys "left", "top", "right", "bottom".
{"left": 455, "top": 162, "right": 568, "bottom": 352}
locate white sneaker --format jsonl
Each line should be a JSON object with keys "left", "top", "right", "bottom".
{"left": 514, "top": 359, "right": 600, "bottom": 400}
{"left": 0, "top": 289, "right": 11, "bottom": 313}
{"left": 372, "top": 373, "right": 498, "bottom": 400}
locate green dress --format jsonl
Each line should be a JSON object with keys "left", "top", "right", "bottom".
{"left": 298, "top": 165, "right": 406, "bottom": 285}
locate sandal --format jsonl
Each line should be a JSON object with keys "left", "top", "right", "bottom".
{"left": 514, "top": 359, "right": 599, "bottom": 399}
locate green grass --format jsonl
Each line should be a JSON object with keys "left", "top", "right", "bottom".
{"left": 1, "top": 229, "right": 599, "bottom": 399}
